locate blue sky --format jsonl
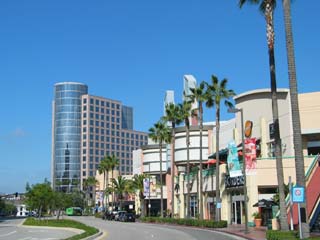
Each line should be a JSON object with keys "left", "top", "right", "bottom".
{"left": 0, "top": 0, "right": 319, "bottom": 194}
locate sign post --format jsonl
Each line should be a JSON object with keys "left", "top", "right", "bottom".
{"left": 292, "top": 186, "right": 305, "bottom": 239}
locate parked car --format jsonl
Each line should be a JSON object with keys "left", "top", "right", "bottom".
{"left": 119, "top": 212, "right": 135, "bottom": 222}
{"left": 114, "top": 211, "right": 127, "bottom": 221}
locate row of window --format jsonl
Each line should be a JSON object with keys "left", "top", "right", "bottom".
{"left": 83, "top": 98, "right": 120, "bottom": 109}
{"left": 83, "top": 105, "right": 121, "bottom": 115}
{"left": 82, "top": 149, "right": 134, "bottom": 157}
{"left": 83, "top": 141, "right": 143, "bottom": 149}
{"left": 82, "top": 160, "right": 132, "bottom": 170}
{"left": 82, "top": 134, "right": 146, "bottom": 145}
{"left": 83, "top": 112, "right": 120, "bottom": 122}
{"left": 82, "top": 166, "right": 132, "bottom": 177}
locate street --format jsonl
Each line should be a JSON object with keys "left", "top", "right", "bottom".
{"left": 0, "top": 217, "right": 82, "bottom": 240}
{"left": 69, "top": 216, "right": 245, "bottom": 240}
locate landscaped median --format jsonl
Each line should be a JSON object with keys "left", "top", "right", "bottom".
{"left": 23, "top": 218, "right": 99, "bottom": 240}
{"left": 139, "top": 217, "right": 228, "bottom": 228}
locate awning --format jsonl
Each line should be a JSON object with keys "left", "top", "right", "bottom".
{"left": 252, "top": 199, "right": 276, "bottom": 208}
{"left": 205, "top": 159, "right": 225, "bottom": 165}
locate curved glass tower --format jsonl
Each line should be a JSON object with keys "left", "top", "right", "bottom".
{"left": 52, "top": 82, "right": 88, "bottom": 192}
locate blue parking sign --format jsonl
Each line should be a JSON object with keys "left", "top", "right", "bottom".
{"left": 292, "top": 186, "right": 305, "bottom": 203}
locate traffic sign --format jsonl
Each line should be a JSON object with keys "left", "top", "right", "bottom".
{"left": 292, "top": 186, "right": 305, "bottom": 203}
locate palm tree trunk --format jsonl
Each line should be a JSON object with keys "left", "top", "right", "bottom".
{"left": 106, "top": 171, "right": 109, "bottom": 210}
{"left": 171, "top": 125, "right": 176, "bottom": 217}
{"left": 282, "top": 0, "right": 309, "bottom": 236}
{"left": 186, "top": 125, "right": 191, "bottom": 218}
{"left": 103, "top": 172, "right": 106, "bottom": 209}
{"left": 112, "top": 169, "right": 114, "bottom": 210}
{"left": 265, "top": 2, "right": 288, "bottom": 231}
{"left": 160, "top": 142, "right": 164, "bottom": 217}
{"left": 215, "top": 107, "right": 221, "bottom": 222}
{"left": 199, "top": 104, "right": 204, "bottom": 220}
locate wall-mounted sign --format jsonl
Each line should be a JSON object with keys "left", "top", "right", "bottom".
{"left": 225, "top": 174, "right": 244, "bottom": 188}
{"left": 244, "top": 120, "right": 253, "bottom": 138}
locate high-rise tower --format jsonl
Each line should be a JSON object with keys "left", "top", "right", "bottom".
{"left": 52, "top": 82, "right": 88, "bottom": 192}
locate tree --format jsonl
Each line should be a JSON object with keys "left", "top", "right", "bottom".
{"left": 205, "top": 75, "right": 235, "bottom": 221}
{"left": 163, "top": 103, "right": 182, "bottom": 217}
{"left": 239, "top": 0, "right": 288, "bottom": 231}
{"left": 132, "top": 174, "right": 147, "bottom": 217}
{"left": 98, "top": 156, "right": 111, "bottom": 209}
{"left": 149, "top": 120, "right": 171, "bottom": 217}
{"left": 188, "top": 81, "right": 209, "bottom": 220}
{"left": 83, "top": 176, "right": 98, "bottom": 207}
{"left": 108, "top": 154, "right": 120, "bottom": 210}
{"left": 25, "top": 179, "right": 53, "bottom": 219}
{"left": 282, "top": 0, "right": 308, "bottom": 236}
{"left": 111, "top": 176, "right": 132, "bottom": 210}
{"left": 178, "top": 100, "right": 192, "bottom": 218}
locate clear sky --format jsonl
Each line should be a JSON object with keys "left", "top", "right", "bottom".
{"left": 0, "top": 0, "right": 319, "bottom": 194}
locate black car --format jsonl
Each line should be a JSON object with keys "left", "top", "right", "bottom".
{"left": 119, "top": 212, "right": 135, "bottom": 222}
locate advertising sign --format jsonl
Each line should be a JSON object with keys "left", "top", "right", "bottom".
{"left": 143, "top": 178, "right": 150, "bottom": 197}
{"left": 245, "top": 138, "right": 257, "bottom": 175}
{"left": 227, "top": 140, "right": 242, "bottom": 177}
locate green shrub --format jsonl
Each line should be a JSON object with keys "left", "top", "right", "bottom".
{"left": 94, "top": 212, "right": 103, "bottom": 218}
{"left": 138, "top": 217, "right": 227, "bottom": 228}
{"left": 23, "top": 218, "right": 98, "bottom": 240}
{"left": 266, "top": 230, "right": 298, "bottom": 240}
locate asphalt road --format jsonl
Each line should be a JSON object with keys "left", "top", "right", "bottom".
{"left": 0, "top": 217, "right": 81, "bottom": 240}
{"left": 69, "top": 216, "right": 245, "bottom": 240}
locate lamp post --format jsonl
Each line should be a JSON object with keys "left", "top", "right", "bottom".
{"left": 228, "top": 107, "right": 248, "bottom": 234}
{"left": 148, "top": 162, "right": 151, "bottom": 217}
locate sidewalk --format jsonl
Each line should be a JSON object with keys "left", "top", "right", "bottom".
{"left": 216, "top": 224, "right": 267, "bottom": 240}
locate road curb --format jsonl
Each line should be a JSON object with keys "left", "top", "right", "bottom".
{"left": 83, "top": 230, "right": 104, "bottom": 240}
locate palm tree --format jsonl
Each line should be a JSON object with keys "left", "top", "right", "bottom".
{"left": 282, "top": 1, "right": 309, "bottom": 236}
{"left": 132, "top": 174, "right": 147, "bottom": 217}
{"left": 111, "top": 176, "right": 131, "bottom": 210}
{"left": 163, "top": 103, "right": 182, "bottom": 217}
{"left": 239, "top": 0, "right": 288, "bottom": 231}
{"left": 188, "top": 81, "right": 208, "bottom": 220}
{"left": 205, "top": 75, "right": 235, "bottom": 222}
{"left": 83, "top": 176, "right": 98, "bottom": 207}
{"left": 98, "top": 156, "right": 111, "bottom": 209}
{"left": 178, "top": 100, "right": 192, "bottom": 218}
{"left": 149, "top": 120, "right": 171, "bottom": 217}
{"left": 109, "top": 154, "right": 120, "bottom": 210}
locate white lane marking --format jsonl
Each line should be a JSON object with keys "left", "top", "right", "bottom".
{"left": 0, "top": 230, "right": 17, "bottom": 237}
{"left": 28, "top": 230, "right": 46, "bottom": 233}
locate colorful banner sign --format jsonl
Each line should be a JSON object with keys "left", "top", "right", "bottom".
{"left": 227, "top": 140, "right": 242, "bottom": 177}
{"left": 143, "top": 178, "right": 150, "bottom": 197}
{"left": 245, "top": 138, "right": 257, "bottom": 175}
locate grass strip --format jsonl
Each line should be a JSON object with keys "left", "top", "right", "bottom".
{"left": 23, "top": 218, "right": 99, "bottom": 240}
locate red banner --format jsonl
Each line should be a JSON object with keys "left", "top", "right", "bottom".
{"left": 245, "top": 138, "right": 257, "bottom": 175}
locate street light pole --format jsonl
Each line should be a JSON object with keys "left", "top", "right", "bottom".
{"left": 148, "top": 162, "right": 151, "bottom": 217}
{"left": 228, "top": 107, "right": 248, "bottom": 234}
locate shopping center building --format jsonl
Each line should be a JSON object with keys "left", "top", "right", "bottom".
{"left": 134, "top": 88, "right": 320, "bottom": 228}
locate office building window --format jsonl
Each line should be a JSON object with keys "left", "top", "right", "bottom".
{"left": 95, "top": 99, "right": 99, "bottom": 105}
{"left": 90, "top": 157, "right": 93, "bottom": 162}
{"left": 95, "top": 135, "right": 99, "bottom": 140}
{"left": 83, "top": 106, "right": 87, "bottom": 111}
{"left": 83, "top": 134, "right": 86, "bottom": 140}
{"left": 90, "top": 142, "right": 93, "bottom": 147}
{"left": 90, "top": 106, "right": 94, "bottom": 111}
{"left": 90, "top": 113, "right": 94, "bottom": 118}
{"left": 101, "top": 136, "right": 104, "bottom": 141}
{"left": 83, "top": 171, "right": 86, "bottom": 177}
{"left": 83, "top": 156, "right": 86, "bottom": 162}
{"left": 101, "top": 108, "right": 104, "bottom": 113}
{"left": 83, "top": 98, "right": 87, "bottom": 104}
{"left": 90, "top": 120, "right": 94, "bottom": 126}
{"left": 90, "top": 99, "right": 94, "bottom": 104}
{"left": 83, "top": 113, "right": 87, "bottom": 118}
{"left": 96, "top": 107, "right": 99, "bottom": 112}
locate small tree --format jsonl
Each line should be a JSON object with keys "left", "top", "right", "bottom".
{"left": 25, "top": 179, "right": 53, "bottom": 219}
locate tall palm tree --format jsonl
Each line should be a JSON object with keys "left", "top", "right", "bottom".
{"left": 163, "top": 103, "right": 182, "bottom": 218}
{"left": 132, "top": 174, "right": 147, "bottom": 217}
{"left": 188, "top": 81, "right": 208, "bottom": 220}
{"left": 111, "top": 176, "right": 131, "bottom": 210}
{"left": 205, "top": 75, "right": 235, "bottom": 222}
{"left": 149, "top": 120, "right": 171, "bottom": 217}
{"left": 98, "top": 156, "right": 111, "bottom": 209}
{"left": 83, "top": 176, "right": 98, "bottom": 207}
{"left": 178, "top": 100, "right": 192, "bottom": 218}
{"left": 239, "top": 0, "right": 288, "bottom": 231}
{"left": 282, "top": 1, "right": 308, "bottom": 236}
{"left": 109, "top": 154, "right": 120, "bottom": 210}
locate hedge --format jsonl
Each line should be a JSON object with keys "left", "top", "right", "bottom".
{"left": 266, "top": 230, "right": 298, "bottom": 240}
{"left": 139, "top": 217, "right": 227, "bottom": 228}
